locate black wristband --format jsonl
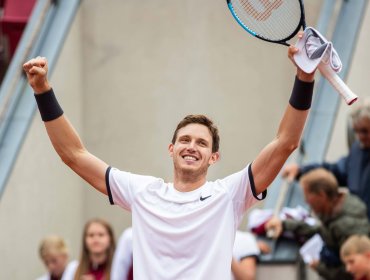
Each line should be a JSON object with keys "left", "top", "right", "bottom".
{"left": 34, "top": 88, "right": 64, "bottom": 122}
{"left": 289, "top": 76, "right": 314, "bottom": 110}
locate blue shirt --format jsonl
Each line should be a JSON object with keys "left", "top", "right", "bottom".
{"left": 299, "top": 141, "right": 370, "bottom": 219}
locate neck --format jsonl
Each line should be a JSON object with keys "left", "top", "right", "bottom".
{"left": 173, "top": 173, "right": 206, "bottom": 192}
{"left": 90, "top": 252, "right": 107, "bottom": 268}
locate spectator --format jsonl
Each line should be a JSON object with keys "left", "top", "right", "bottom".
{"left": 111, "top": 227, "right": 133, "bottom": 280}
{"left": 231, "top": 230, "right": 269, "bottom": 280}
{"left": 282, "top": 98, "right": 370, "bottom": 219}
{"left": 74, "top": 219, "right": 115, "bottom": 280}
{"left": 37, "top": 235, "right": 78, "bottom": 280}
{"left": 341, "top": 235, "right": 370, "bottom": 280}
{"left": 265, "top": 168, "right": 370, "bottom": 280}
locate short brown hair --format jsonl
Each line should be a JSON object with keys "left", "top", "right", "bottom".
{"left": 350, "top": 97, "right": 370, "bottom": 124}
{"left": 171, "top": 114, "right": 220, "bottom": 153}
{"left": 300, "top": 168, "right": 339, "bottom": 200}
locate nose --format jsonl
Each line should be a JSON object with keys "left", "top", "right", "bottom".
{"left": 186, "top": 140, "right": 196, "bottom": 151}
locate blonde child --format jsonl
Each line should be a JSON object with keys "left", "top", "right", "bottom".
{"left": 37, "top": 235, "right": 78, "bottom": 280}
{"left": 341, "top": 235, "right": 370, "bottom": 280}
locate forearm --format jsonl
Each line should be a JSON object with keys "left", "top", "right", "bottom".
{"left": 24, "top": 57, "right": 108, "bottom": 193}
{"left": 44, "top": 114, "right": 86, "bottom": 165}
{"left": 276, "top": 77, "right": 313, "bottom": 149}
{"left": 283, "top": 219, "right": 320, "bottom": 239}
{"left": 315, "top": 262, "right": 350, "bottom": 280}
{"left": 252, "top": 76, "right": 314, "bottom": 193}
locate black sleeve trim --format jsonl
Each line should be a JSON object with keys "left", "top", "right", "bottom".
{"left": 240, "top": 254, "right": 259, "bottom": 262}
{"left": 248, "top": 164, "right": 267, "bottom": 201}
{"left": 105, "top": 166, "right": 114, "bottom": 205}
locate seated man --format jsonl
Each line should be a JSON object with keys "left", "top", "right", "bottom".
{"left": 341, "top": 235, "right": 370, "bottom": 280}
{"left": 265, "top": 168, "right": 370, "bottom": 280}
{"left": 281, "top": 98, "right": 370, "bottom": 219}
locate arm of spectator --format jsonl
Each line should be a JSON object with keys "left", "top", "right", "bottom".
{"left": 231, "top": 257, "right": 257, "bottom": 280}
{"left": 293, "top": 156, "right": 349, "bottom": 186}
{"left": 315, "top": 261, "right": 351, "bottom": 280}
{"left": 283, "top": 219, "right": 320, "bottom": 240}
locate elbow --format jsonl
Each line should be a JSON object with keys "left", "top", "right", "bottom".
{"left": 60, "top": 153, "right": 77, "bottom": 167}
{"left": 59, "top": 149, "right": 84, "bottom": 168}
{"left": 279, "top": 137, "right": 299, "bottom": 155}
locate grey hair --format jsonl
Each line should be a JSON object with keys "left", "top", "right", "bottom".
{"left": 350, "top": 97, "right": 370, "bottom": 124}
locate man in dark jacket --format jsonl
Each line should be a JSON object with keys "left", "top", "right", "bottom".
{"left": 266, "top": 168, "right": 370, "bottom": 280}
{"left": 282, "top": 98, "right": 370, "bottom": 219}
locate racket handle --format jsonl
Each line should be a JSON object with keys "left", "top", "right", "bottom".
{"left": 318, "top": 63, "right": 358, "bottom": 105}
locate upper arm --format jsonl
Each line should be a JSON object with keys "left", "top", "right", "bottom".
{"left": 232, "top": 257, "right": 257, "bottom": 280}
{"left": 43, "top": 115, "right": 110, "bottom": 195}
{"left": 239, "top": 256, "right": 257, "bottom": 273}
{"left": 251, "top": 138, "right": 294, "bottom": 195}
{"left": 67, "top": 149, "right": 109, "bottom": 195}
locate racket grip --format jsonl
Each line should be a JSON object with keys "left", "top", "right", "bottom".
{"left": 318, "top": 63, "right": 358, "bottom": 105}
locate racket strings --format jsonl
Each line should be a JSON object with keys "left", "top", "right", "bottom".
{"left": 230, "top": 0, "right": 302, "bottom": 41}
{"left": 240, "top": 0, "right": 283, "bottom": 22}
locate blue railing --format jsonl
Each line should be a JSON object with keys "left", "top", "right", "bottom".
{"left": 259, "top": 0, "right": 369, "bottom": 274}
{"left": 0, "top": 0, "right": 80, "bottom": 199}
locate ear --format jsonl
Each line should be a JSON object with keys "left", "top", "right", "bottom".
{"left": 208, "top": 152, "right": 220, "bottom": 165}
{"left": 168, "top": 143, "right": 174, "bottom": 157}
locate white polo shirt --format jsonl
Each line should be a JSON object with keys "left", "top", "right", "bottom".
{"left": 106, "top": 164, "right": 265, "bottom": 280}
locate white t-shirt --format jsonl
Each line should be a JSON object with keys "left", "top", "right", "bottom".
{"left": 36, "top": 260, "right": 78, "bottom": 280}
{"left": 231, "top": 231, "right": 260, "bottom": 280}
{"left": 111, "top": 227, "right": 133, "bottom": 280}
{"left": 107, "top": 164, "right": 265, "bottom": 280}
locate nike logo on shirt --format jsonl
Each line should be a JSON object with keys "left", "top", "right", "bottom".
{"left": 200, "top": 195, "right": 212, "bottom": 201}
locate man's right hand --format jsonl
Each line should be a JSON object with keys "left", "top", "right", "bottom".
{"left": 23, "top": 56, "right": 51, "bottom": 94}
{"left": 281, "top": 163, "right": 300, "bottom": 182}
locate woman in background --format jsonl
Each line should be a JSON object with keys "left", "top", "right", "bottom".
{"left": 74, "top": 218, "right": 115, "bottom": 280}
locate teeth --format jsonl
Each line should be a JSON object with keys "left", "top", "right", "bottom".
{"left": 184, "top": 156, "right": 197, "bottom": 161}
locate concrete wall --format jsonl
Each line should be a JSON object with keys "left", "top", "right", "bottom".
{"left": 1, "top": 0, "right": 369, "bottom": 279}
{"left": 0, "top": 13, "right": 84, "bottom": 279}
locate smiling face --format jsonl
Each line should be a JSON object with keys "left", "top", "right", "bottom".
{"left": 169, "top": 123, "right": 219, "bottom": 184}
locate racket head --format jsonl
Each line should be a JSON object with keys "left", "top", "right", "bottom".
{"left": 227, "top": 0, "right": 306, "bottom": 46}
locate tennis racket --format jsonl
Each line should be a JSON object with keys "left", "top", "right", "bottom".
{"left": 226, "top": 0, "right": 358, "bottom": 105}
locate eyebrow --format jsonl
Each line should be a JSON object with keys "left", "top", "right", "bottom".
{"left": 178, "top": 135, "right": 210, "bottom": 144}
